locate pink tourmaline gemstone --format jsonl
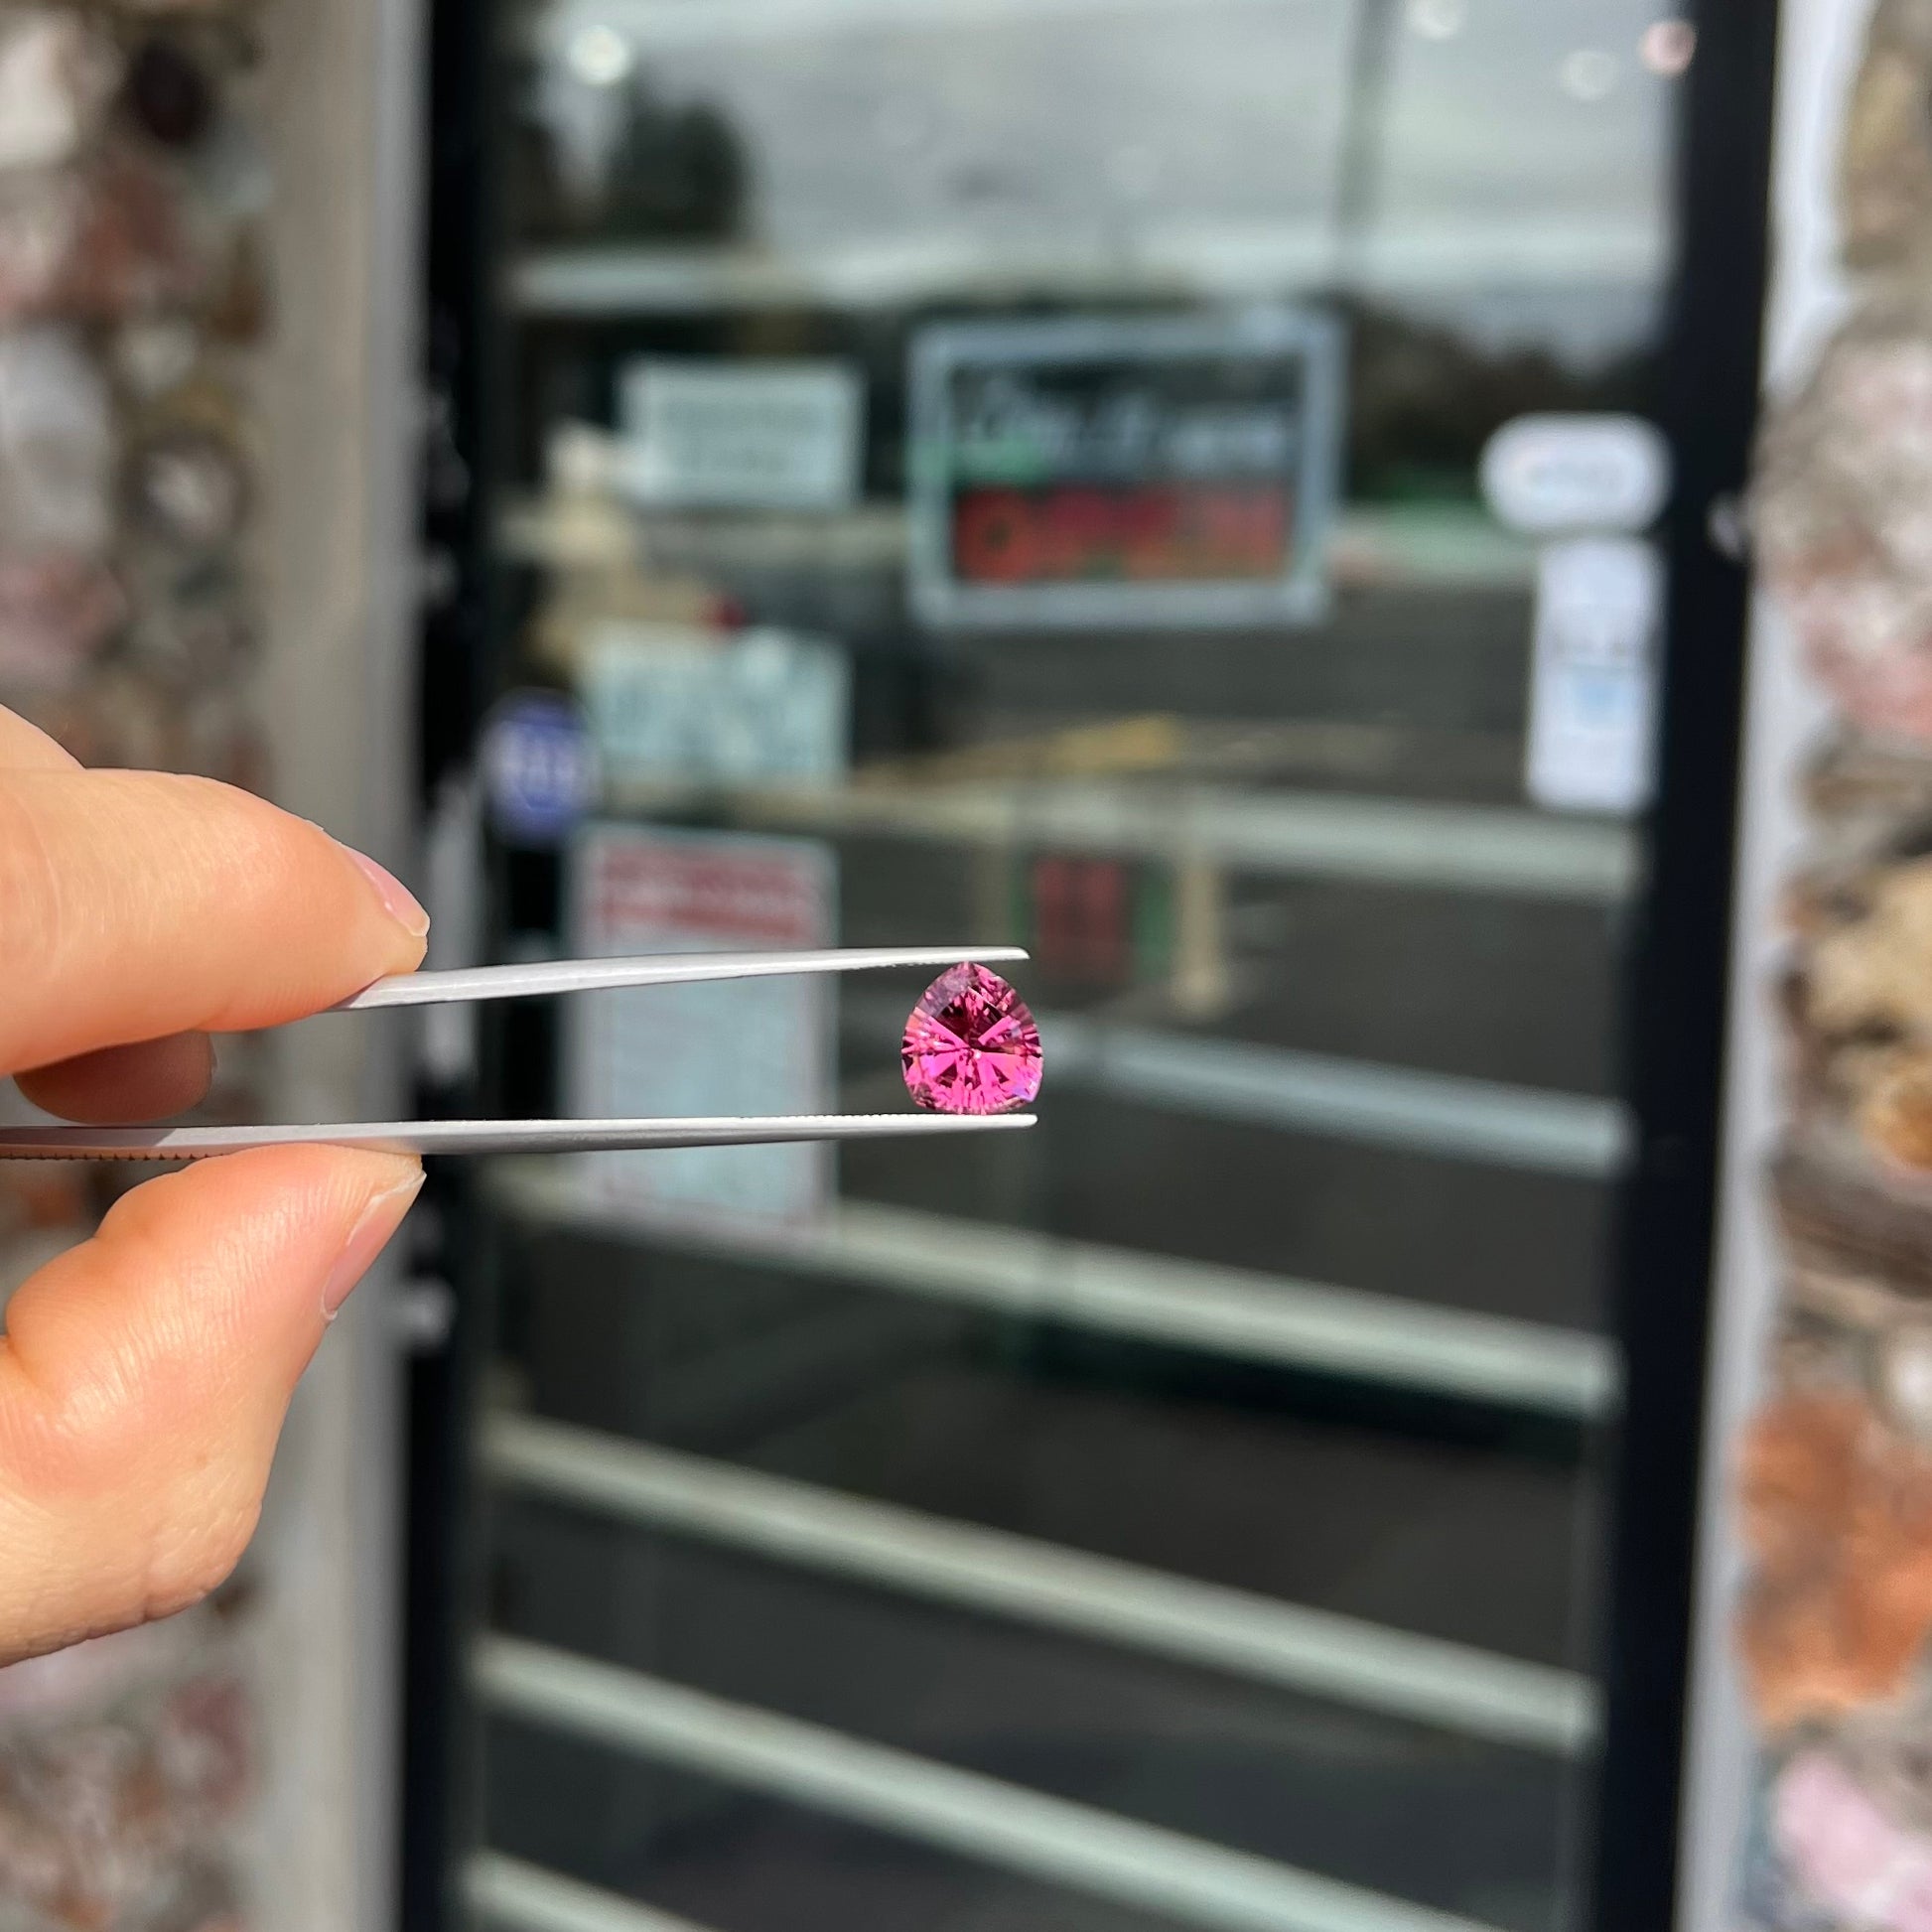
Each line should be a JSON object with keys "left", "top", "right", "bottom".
{"left": 901, "top": 964, "right": 1043, "bottom": 1115}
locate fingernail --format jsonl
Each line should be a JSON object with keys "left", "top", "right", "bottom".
{"left": 344, "top": 847, "right": 431, "bottom": 940}
{"left": 321, "top": 1171, "right": 425, "bottom": 1322}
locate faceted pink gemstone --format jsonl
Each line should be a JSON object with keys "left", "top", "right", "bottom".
{"left": 901, "top": 964, "right": 1042, "bottom": 1116}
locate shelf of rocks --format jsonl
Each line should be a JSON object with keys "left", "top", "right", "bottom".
{"left": 1778, "top": 773, "right": 1932, "bottom": 1235}
{"left": 1796, "top": 728, "right": 1932, "bottom": 855}
{"left": 1774, "top": 1120, "right": 1932, "bottom": 1293}
{"left": 0, "top": 3, "right": 266, "bottom": 776}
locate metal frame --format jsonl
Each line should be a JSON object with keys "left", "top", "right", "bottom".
{"left": 401, "top": 0, "right": 501, "bottom": 1917}
{"left": 1584, "top": 3, "right": 1782, "bottom": 1927}
{"left": 600, "top": 778, "right": 1642, "bottom": 900}
{"left": 489, "top": 1167, "right": 1615, "bottom": 1420}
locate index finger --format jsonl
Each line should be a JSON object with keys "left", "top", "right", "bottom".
{"left": 0, "top": 769, "right": 428, "bottom": 1076}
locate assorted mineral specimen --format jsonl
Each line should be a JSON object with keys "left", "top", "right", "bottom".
{"left": 1772, "top": 1748, "right": 1932, "bottom": 1928}
{"left": 0, "top": 8, "right": 121, "bottom": 174}
{"left": 1756, "top": 310, "right": 1932, "bottom": 743}
{"left": 1839, "top": 0, "right": 1932, "bottom": 270}
{"left": 1738, "top": 1392, "right": 1932, "bottom": 1729}
{"left": 0, "top": 11, "right": 270, "bottom": 1924}
{"left": 0, "top": 323, "right": 114, "bottom": 555}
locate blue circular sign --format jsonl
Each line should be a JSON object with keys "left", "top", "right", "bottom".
{"left": 482, "top": 692, "right": 599, "bottom": 846}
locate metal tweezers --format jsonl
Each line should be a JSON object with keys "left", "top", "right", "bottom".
{"left": 0, "top": 947, "right": 1036, "bottom": 1163}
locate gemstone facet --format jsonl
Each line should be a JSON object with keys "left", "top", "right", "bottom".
{"left": 901, "top": 964, "right": 1042, "bottom": 1116}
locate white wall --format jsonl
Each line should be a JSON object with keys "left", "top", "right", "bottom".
{"left": 246, "top": 0, "right": 429, "bottom": 1925}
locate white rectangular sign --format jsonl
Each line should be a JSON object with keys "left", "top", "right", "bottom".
{"left": 617, "top": 358, "right": 864, "bottom": 512}
{"left": 567, "top": 824, "right": 837, "bottom": 1228}
{"left": 1524, "top": 536, "right": 1662, "bottom": 816}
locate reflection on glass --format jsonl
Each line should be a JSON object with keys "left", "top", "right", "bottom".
{"left": 453, "top": 4, "right": 1690, "bottom": 1930}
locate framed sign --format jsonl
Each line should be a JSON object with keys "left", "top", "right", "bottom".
{"left": 908, "top": 308, "right": 1344, "bottom": 629}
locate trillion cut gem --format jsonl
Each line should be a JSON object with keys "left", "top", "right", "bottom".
{"left": 901, "top": 964, "right": 1043, "bottom": 1116}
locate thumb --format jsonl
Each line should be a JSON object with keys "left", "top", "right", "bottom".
{"left": 0, "top": 1146, "right": 421, "bottom": 1663}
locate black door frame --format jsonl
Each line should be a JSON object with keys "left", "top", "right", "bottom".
{"left": 1587, "top": 3, "right": 1781, "bottom": 1927}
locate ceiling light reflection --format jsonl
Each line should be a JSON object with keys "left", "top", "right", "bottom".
{"left": 565, "top": 23, "right": 634, "bottom": 86}
{"left": 1639, "top": 18, "right": 1696, "bottom": 76}
{"left": 1559, "top": 47, "right": 1618, "bottom": 101}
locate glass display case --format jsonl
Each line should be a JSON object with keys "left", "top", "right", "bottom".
{"left": 405, "top": 5, "right": 1775, "bottom": 1930}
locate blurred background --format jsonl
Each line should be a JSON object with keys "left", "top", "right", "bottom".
{"left": 0, "top": 2, "right": 1920, "bottom": 1932}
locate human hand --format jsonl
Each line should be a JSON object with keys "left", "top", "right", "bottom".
{"left": 0, "top": 705, "right": 429, "bottom": 1665}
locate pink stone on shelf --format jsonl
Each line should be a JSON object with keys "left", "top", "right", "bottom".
{"left": 901, "top": 963, "right": 1043, "bottom": 1116}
